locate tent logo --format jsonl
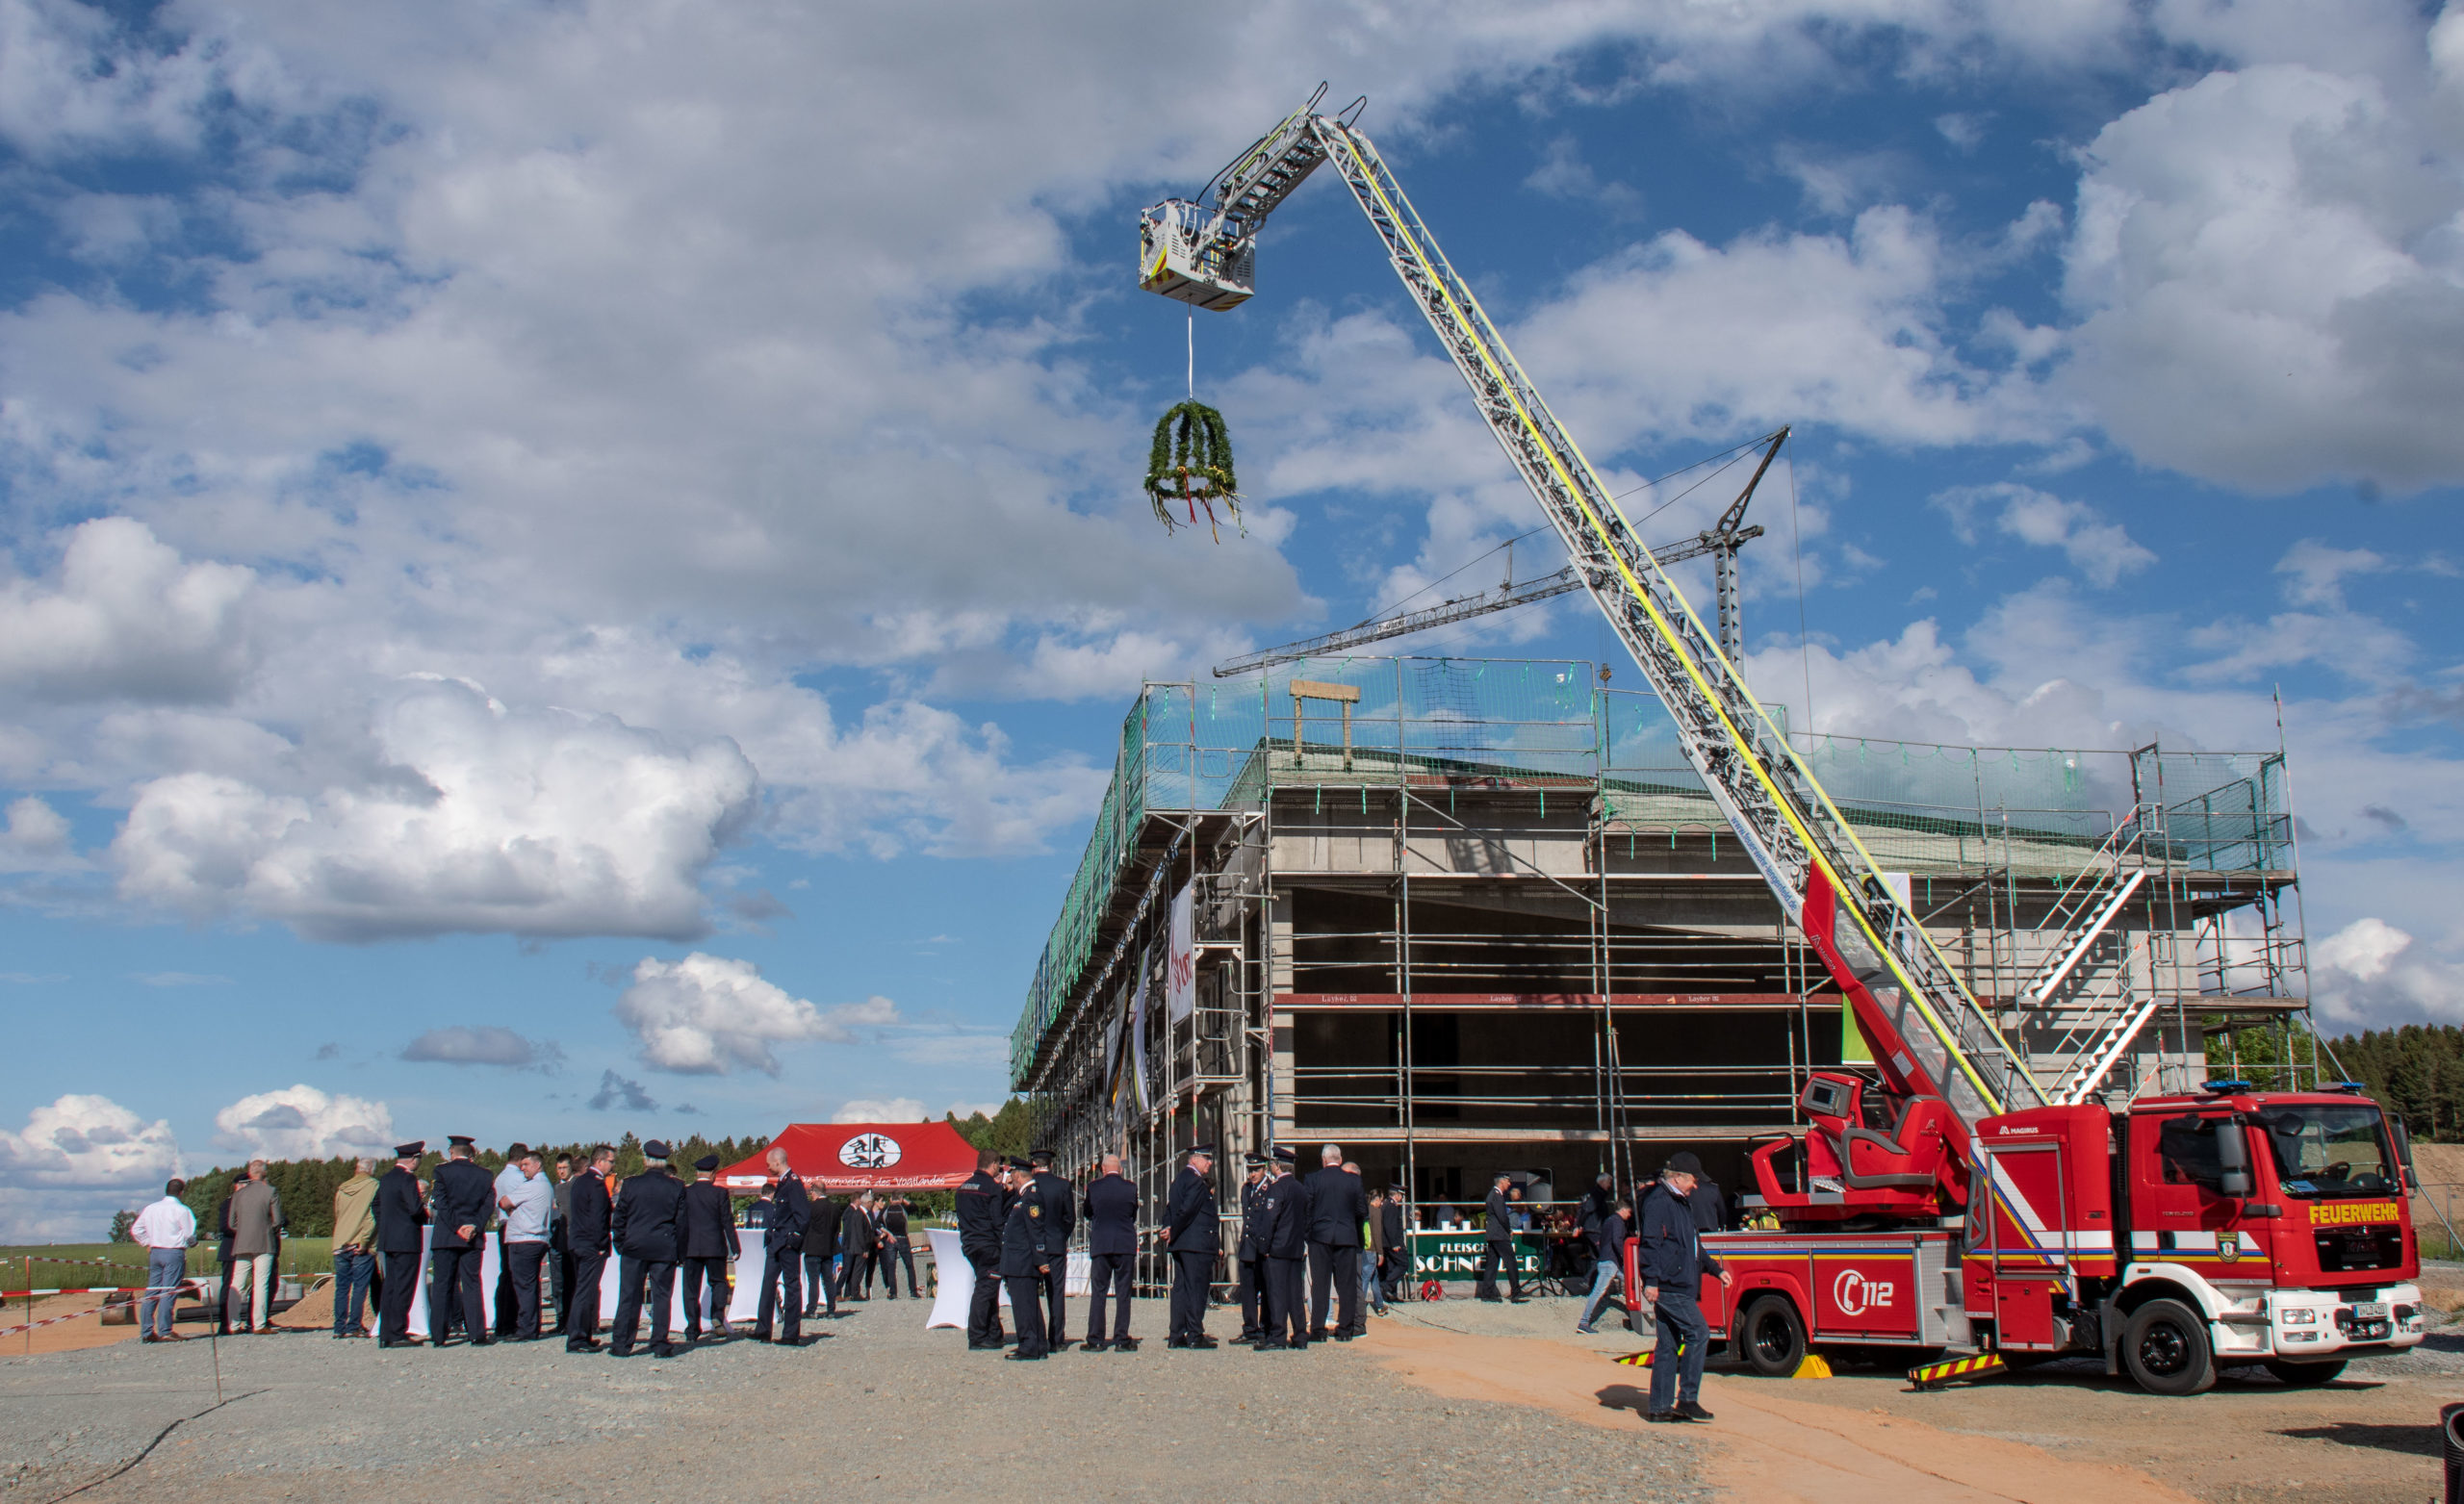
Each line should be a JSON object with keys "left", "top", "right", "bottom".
{"left": 839, "top": 1133, "right": 903, "bottom": 1169}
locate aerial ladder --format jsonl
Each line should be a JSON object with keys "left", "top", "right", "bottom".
{"left": 1212, "top": 429, "right": 1780, "bottom": 678}
{"left": 1141, "top": 88, "right": 2055, "bottom": 1167}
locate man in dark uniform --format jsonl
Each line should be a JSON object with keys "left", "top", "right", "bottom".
{"left": 1476, "top": 1171, "right": 1526, "bottom": 1303}
{"left": 548, "top": 1153, "right": 575, "bottom": 1332}
{"left": 1303, "top": 1143, "right": 1370, "bottom": 1341}
{"left": 834, "top": 1190, "right": 874, "bottom": 1308}
{"left": 1025, "top": 1149, "right": 1074, "bottom": 1348}
{"left": 953, "top": 1149, "right": 1008, "bottom": 1350}
{"left": 426, "top": 1135, "right": 495, "bottom": 1346}
{"left": 801, "top": 1179, "right": 838, "bottom": 1319}
{"left": 1081, "top": 1153, "right": 1139, "bottom": 1351}
{"left": 1234, "top": 1153, "right": 1270, "bottom": 1342}
{"left": 564, "top": 1144, "right": 615, "bottom": 1351}
{"left": 755, "top": 1146, "right": 808, "bottom": 1343}
{"left": 1161, "top": 1142, "right": 1219, "bottom": 1348}
{"left": 1640, "top": 1152, "right": 1732, "bottom": 1423}
{"left": 373, "top": 1140, "right": 427, "bottom": 1347}
{"left": 610, "top": 1139, "right": 686, "bottom": 1358}
{"left": 680, "top": 1154, "right": 738, "bottom": 1341}
{"left": 1257, "top": 1147, "right": 1311, "bottom": 1349}
{"left": 883, "top": 1196, "right": 918, "bottom": 1299}
{"left": 1376, "top": 1184, "right": 1409, "bottom": 1308}
{"left": 999, "top": 1157, "right": 1051, "bottom": 1360}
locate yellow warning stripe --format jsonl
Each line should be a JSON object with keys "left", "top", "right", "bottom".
{"left": 1322, "top": 123, "right": 2002, "bottom": 1111}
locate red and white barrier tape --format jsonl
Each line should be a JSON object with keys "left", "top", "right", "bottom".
{"left": 0, "top": 1282, "right": 197, "bottom": 1339}
{"left": 2, "top": 1285, "right": 162, "bottom": 1300}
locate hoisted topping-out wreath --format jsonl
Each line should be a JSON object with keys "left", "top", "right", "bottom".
{"left": 1144, "top": 400, "right": 1242, "bottom": 542}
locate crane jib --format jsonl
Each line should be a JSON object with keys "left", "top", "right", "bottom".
{"left": 1145, "top": 100, "right": 2044, "bottom": 1137}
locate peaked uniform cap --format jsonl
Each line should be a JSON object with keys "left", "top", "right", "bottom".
{"left": 643, "top": 1139, "right": 672, "bottom": 1160}
{"left": 693, "top": 1154, "right": 719, "bottom": 1171}
{"left": 394, "top": 1141, "right": 425, "bottom": 1159}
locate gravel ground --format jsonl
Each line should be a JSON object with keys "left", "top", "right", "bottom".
{"left": 0, "top": 1297, "right": 1709, "bottom": 1504}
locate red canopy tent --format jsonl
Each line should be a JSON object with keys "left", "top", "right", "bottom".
{"left": 716, "top": 1121, "right": 979, "bottom": 1192}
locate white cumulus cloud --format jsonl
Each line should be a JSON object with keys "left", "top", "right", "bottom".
{"left": 832, "top": 1098, "right": 929, "bottom": 1124}
{"left": 0, "top": 1092, "right": 183, "bottom": 1242}
{"left": 110, "top": 676, "right": 758, "bottom": 942}
{"left": 0, "top": 517, "right": 255, "bottom": 703}
{"left": 212, "top": 1083, "right": 396, "bottom": 1161}
{"left": 616, "top": 952, "right": 899, "bottom": 1076}
{"left": 2315, "top": 917, "right": 2464, "bottom": 1023}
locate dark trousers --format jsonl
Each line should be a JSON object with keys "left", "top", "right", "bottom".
{"left": 680, "top": 1256, "right": 731, "bottom": 1338}
{"left": 1476, "top": 1238, "right": 1524, "bottom": 1300}
{"left": 1005, "top": 1274, "right": 1049, "bottom": 1357}
{"left": 493, "top": 1232, "right": 518, "bottom": 1335}
{"left": 550, "top": 1232, "right": 570, "bottom": 1328}
{"left": 887, "top": 1236, "right": 917, "bottom": 1297}
{"left": 1169, "top": 1250, "right": 1212, "bottom": 1340}
{"left": 1040, "top": 1262, "right": 1067, "bottom": 1344}
{"left": 836, "top": 1249, "right": 867, "bottom": 1303}
{"left": 1236, "top": 1254, "right": 1266, "bottom": 1337}
{"left": 757, "top": 1244, "right": 802, "bottom": 1341}
{"left": 1377, "top": 1246, "right": 1405, "bottom": 1305}
{"left": 965, "top": 1251, "right": 1004, "bottom": 1345}
{"left": 1087, "top": 1252, "right": 1135, "bottom": 1343}
{"left": 427, "top": 1245, "right": 487, "bottom": 1343}
{"left": 803, "top": 1251, "right": 835, "bottom": 1315}
{"left": 564, "top": 1252, "right": 605, "bottom": 1347}
{"left": 330, "top": 1249, "right": 374, "bottom": 1335}
{"left": 1649, "top": 1288, "right": 1709, "bottom": 1412}
{"left": 1267, "top": 1255, "right": 1308, "bottom": 1345}
{"left": 1307, "top": 1241, "right": 1361, "bottom": 1337}
{"left": 501, "top": 1240, "right": 547, "bottom": 1338}
{"left": 611, "top": 1256, "right": 676, "bottom": 1355}
{"left": 216, "top": 1252, "right": 235, "bottom": 1333}
{"left": 378, "top": 1250, "right": 421, "bottom": 1342}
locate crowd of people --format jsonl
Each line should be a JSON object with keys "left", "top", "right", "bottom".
{"left": 122, "top": 1129, "right": 1731, "bottom": 1422}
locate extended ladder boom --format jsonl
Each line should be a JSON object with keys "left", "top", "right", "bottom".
{"left": 1142, "top": 98, "right": 2047, "bottom": 1138}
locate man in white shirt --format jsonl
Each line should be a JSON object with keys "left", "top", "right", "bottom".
{"left": 492, "top": 1144, "right": 554, "bottom": 1340}
{"left": 130, "top": 1181, "right": 196, "bottom": 1342}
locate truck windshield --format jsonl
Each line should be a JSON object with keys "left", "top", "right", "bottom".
{"left": 2259, "top": 1103, "right": 2397, "bottom": 1198}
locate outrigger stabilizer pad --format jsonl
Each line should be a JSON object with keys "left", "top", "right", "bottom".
{"left": 1909, "top": 1352, "right": 2007, "bottom": 1390}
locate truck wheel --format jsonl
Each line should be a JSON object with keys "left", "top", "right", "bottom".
{"left": 2121, "top": 1299, "right": 2216, "bottom": 1395}
{"left": 2263, "top": 1360, "right": 2347, "bottom": 1388}
{"left": 1738, "top": 1294, "right": 1807, "bottom": 1378}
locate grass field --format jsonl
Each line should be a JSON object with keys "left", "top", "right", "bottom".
{"left": 2, "top": 1242, "right": 335, "bottom": 1285}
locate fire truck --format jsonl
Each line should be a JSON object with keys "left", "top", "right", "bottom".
{"left": 1131, "top": 92, "right": 2426, "bottom": 1392}
{"left": 1650, "top": 1072, "right": 2426, "bottom": 1393}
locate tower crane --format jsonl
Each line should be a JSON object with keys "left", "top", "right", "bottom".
{"left": 1211, "top": 427, "right": 1781, "bottom": 678}
{"left": 1140, "top": 87, "right": 2048, "bottom": 1168}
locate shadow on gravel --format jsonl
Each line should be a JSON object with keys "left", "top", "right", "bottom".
{"left": 2275, "top": 1421, "right": 2441, "bottom": 1457}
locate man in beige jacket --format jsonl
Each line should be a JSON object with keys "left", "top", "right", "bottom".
{"left": 330, "top": 1158, "right": 378, "bottom": 1338}
{"left": 225, "top": 1161, "right": 284, "bottom": 1333}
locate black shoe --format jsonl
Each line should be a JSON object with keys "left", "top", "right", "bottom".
{"left": 1646, "top": 1410, "right": 1686, "bottom": 1424}
{"left": 1114, "top": 1338, "right": 1141, "bottom": 1352}
{"left": 1003, "top": 1350, "right": 1046, "bottom": 1362}
{"left": 609, "top": 1347, "right": 633, "bottom": 1359}
{"left": 967, "top": 1340, "right": 1005, "bottom": 1351}
{"left": 1079, "top": 1339, "right": 1110, "bottom": 1353}
{"left": 1334, "top": 1332, "right": 1357, "bottom": 1342}
{"left": 651, "top": 1344, "right": 680, "bottom": 1359}
{"left": 1677, "top": 1401, "right": 1714, "bottom": 1422}
{"left": 1253, "top": 1339, "right": 1288, "bottom": 1350}
{"left": 1507, "top": 1296, "right": 1529, "bottom": 1305}
{"left": 1187, "top": 1336, "right": 1219, "bottom": 1348}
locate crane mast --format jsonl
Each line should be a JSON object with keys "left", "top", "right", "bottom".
{"left": 1142, "top": 96, "right": 2047, "bottom": 1140}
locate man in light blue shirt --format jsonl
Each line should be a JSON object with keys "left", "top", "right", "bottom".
{"left": 493, "top": 1145, "right": 554, "bottom": 1340}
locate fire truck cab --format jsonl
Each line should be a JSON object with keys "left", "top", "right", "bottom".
{"left": 1677, "top": 1081, "right": 2426, "bottom": 1394}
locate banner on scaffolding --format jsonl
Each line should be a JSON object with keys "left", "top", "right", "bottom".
{"left": 1167, "top": 882, "right": 1196, "bottom": 1024}
{"left": 1131, "top": 959, "right": 1152, "bottom": 1112}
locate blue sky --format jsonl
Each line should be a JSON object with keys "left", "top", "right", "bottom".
{"left": 2, "top": 0, "right": 2461, "bottom": 1236}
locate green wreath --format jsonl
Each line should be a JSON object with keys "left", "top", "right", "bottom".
{"left": 1144, "top": 400, "right": 1243, "bottom": 541}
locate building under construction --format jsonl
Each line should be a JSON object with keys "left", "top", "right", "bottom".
{"left": 1010, "top": 653, "right": 2311, "bottom": 1251}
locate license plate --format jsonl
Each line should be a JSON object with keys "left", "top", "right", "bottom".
{"left": 2353, "top": 1301, "right": 2389, "bottom": 1321}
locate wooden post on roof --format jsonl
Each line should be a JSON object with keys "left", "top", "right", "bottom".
{"left": 1291, "top": 679, "right": 1361, "bottom": 771}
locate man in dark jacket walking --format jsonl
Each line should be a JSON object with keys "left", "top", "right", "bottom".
{"left": 1475, "top": 1171, "right": 1526, "bottom": 1302}
{"left": 755, "top": 1148, "right": 808, "bottom": 1343}
{"left": 427, "top": 1135, "right": 495, "bottom": 1346}
{"left": 680, "top": 1154, "right": 739, "bottom": 1341}
{"left": 1576, "top": 1192, "right": 1632, "bottom": 1334}
{"left": 1375, "top": 1185, "right": 1408, "bottom": 1309}
{"left": 563, "top": 1145, "right": 615, "bottom": 1351}
{"left": 1160, "top": 1142, "right": 1219, "bottom": 1348}
{"left": 373, "top": 1141, "right": 428, "bottom": 1347}
{"left": 954, "top": 1150, "right": 1009, "bottom": 1349}
{"left": 610, "top": 1141, "right": 686, "bottom": 1358}
{"left": 1639, "top": 1152, "right": 1732, "bottom": 1422}
{"left": 1303, "top": 1143, "right": 1370, "bottom": 1340}
{"left": 1081, "top": 1154, "right": 1140, "bottom": 1351}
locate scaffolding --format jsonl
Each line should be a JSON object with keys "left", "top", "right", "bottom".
{"left": 1012, "top": 655, "right": 2311, "bottom": 1289}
